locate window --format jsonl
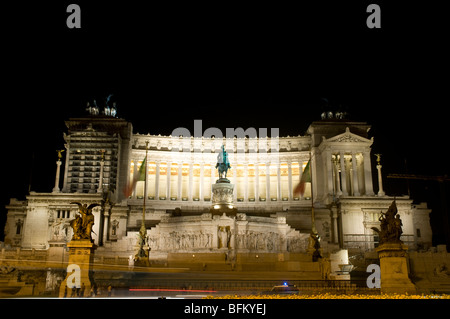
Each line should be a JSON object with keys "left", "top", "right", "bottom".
{"left": 416, "top": 228, "right": 421, "bottom": 238}
{"left": 15, "top": 219, "right": 23, "bottom": 235}
{"left": 57, "top": 210, "right": 70, "bottom": 219}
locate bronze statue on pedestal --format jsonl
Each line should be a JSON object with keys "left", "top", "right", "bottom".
{"left": 69, "top": 202, "right": 100, "bottom": 241}
{"left": 371, "top": 200, "right": 403, "bottom": 245}
{"left": 216, "top": 145, "right": 231, "bottom": 181}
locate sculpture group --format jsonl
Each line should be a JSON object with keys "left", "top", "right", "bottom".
{"left": 69, "top": 202, "right": 100, "bottom": 241}
{"left": 371, "top": 200, "right": 403, "bottom": 245}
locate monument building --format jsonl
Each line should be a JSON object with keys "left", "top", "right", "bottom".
{"left": 3, "top": 108, "right": 433, "bottom": 270}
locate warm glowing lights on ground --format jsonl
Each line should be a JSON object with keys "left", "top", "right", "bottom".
{"left": 130, "top": 288, "right": 218, "bottom": 293}
{"left": 205, "top": 293, "right": 450, "bottom": 299}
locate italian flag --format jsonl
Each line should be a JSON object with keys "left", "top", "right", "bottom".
{"left": 293, "top": 160, "right": 311, "bottom": 196}
{"left": 124, "top": 156, "right": 147, "bottom": 198}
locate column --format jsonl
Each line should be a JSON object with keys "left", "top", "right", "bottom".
{"left": 178, "top": 162, "right": 183, "bottom": 200}
{"left": 233, "top": 163, "right": 238, "bottom": 202}
{"left": 277, "top": 163, "right": 281, "bottom": 201}
{"left": 325, "top": 151, "right": 333, "bottom": 196}
{"left": 376, "top": 161, "right": 385, "bottom": 196}
{"left": 193, "top": 163, "right": 200, "bottom": 200}
{"left": 53, "top": 160, "right": 62, "bottom": 193}
{"left": 266, "top": 162, "right": 270, "bottom": 201}
{"left": 211, "top": 162, "right": 215, "bottom": 198}
{"left": 352, "top": 152, "right": 360, "bottom": 196}
{"left": 363, "top": 151, "right": 375, "bottom": 195}
{"left": 255, "top": 163, "right": 259, "bottom": 201}
{"left": 104, "top": 206, "right": 111, "bottom": 243}
{"left": 244, "top": 163, "right": 248, "bottom": 201}
{"left": 288, "top": 161, "right": 293, "bottom": 201}
{"left": 98, "top": 205, "right": 105, "bottom": 246}
{"left": 331, "top": 204, "right": 339, "bottom": 244}
{"left": 199, "top": 163, "right": 204, "bottom": 201}
{"left": 188, "top": 163, "right": 193, "bottom": 200}
{"left": 340, "top": 152, "right": 348, "bottom": 196}
{"left": 166, "top": 162, "right": 171, "bottom": 200}
{"left": 145, "top": 159, "right": 150, "bottom": 199}
{"left": 333, "top": 155, "right": 342, "bottom": 196}
{"left": 155, "top": 161, "right": 160, "bottom": 200}
{"left": 130, "top": 160, "right": 136, "bottom": 199}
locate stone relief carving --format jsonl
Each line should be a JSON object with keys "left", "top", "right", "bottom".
{"left": 49, "top": 220, "right": 70, "bottom": 241}
{"left": 434, "top": 263, "right": 450, "bottom": 277}
{"left": 236, "top": 231, "right": 281, "bottom": 252}
{"left": 335, "top": 134, "right": 365, "bottom": 143}
{"left": 212, "top": 187, "right": 233, "bottom": 203}
{"left": 149, "top": 231, "right": 213, "bottom": 251}
{"left": 286, "top": 234, "right": 309, "bottom": 252}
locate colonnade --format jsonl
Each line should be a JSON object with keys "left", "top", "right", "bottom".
{"left": 130, "top": 160, "right": 311, "bottom": 202}
{"left": 328, "top": 151, "right": 374, "bottom": 197}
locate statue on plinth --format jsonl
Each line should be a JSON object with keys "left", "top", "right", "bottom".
{"left": 60, "top": 202, "right": 99, "bottom": 297}
{"left": 215, "top": 145, "right": 231, "bottom": 182}
{"left": 211, "top": 145, "right": 236, "bottom": 216}
{"left": 69, "top": 202, "right": 100, "bottom": 241}
{"left": 373, "top": 201, "right": 416, "bottom": 294}
{"left": 56, "top": 149, "right": 65, "bottom": 160}
{"left": 371, "top": 200, "right": 403, "bottom": 245}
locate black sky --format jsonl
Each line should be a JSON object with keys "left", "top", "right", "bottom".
{"left": 1, "top": 1, "right": 448, "bottom": 243}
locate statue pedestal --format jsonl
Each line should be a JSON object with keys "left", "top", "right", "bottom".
{"left": 59, "top": 240, "right": 96, "bottom": 297}
{"left": 134, "top": 245, "right": 151, "bottom": 267}
{"left": 376, "top": 243, "right": 417, "bottom": 294}
{"left": 211, "top": 181, "right": 236, "bottom": 217}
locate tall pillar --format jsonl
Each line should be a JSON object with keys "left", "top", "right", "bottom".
{"left": 376, "top": 154, "right": 385, "bottom": 196}
{"left": 199, "top": 163, "right": 204, "bottom": 201}
{"left": 53, "top": 160, "right": 62, "bottom": 193}
{"left": 333, "top": 155, "right": 342, "bottom": 196}
{"left": 211, "top": 162, "right": 215, "bottom": 199}
{"left": 277, "top": 163, "right": 281, "bottom": 201}
{"left": 144, "top": 158, "right": 150, "bottom": 198}
{"left": 266, "top": 162, "right": 270, "bottom": 201}
{"left": 155, "top": 161, "right": 160, "bottom": 200}
{"left": 131, "top": 160, "right": 136, "bottom": 199}
{"left": 331, "top": 204, "right": 339, "bottom": 244}
{"left": 104, "top": 207, "right": 111, "bottom": 243}
{"left": 288, "top": 161, "right": 293, "bottom": 201}
{"left": 178, "top": 162, "right": 183, "bottom": 200}
{"left": 233, "top": 163, "right": 238, "bottom": 202}
{"left": 255, "top": 163, "right": 259, "bottom": 201}
{"left": 325, "top": 151, "right": 334, "bottom": 196}
{"left": 363, "top": 151, "right": 375, "bottom": 195}
{"left": 340, "top": 152, "right": 348, "bottom": 196}
{"left": 244, "top": 163, "right": 248, "bottom": 201}
{"left": 166, "top": 162, "right": 171, "bottom": 200}
{"left": 352, "top": 152, "right": 360, "bottom": 196}
{"left": 188, "top": 163, "right": 193, "bottom": 201}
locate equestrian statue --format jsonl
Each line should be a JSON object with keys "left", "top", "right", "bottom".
{"left": 215, "top": 145, "right": 231, "bottom": 181}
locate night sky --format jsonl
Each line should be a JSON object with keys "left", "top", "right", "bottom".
{"left": 1, "top": 1, "right": 448, "bottom": 245}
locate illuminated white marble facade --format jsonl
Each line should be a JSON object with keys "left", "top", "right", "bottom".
{"left": 3, "top": 116, "right": 433, "bottom": 256}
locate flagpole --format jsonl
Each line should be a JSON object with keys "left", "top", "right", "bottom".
{"left": 136, "top": 141, "right": 149, "bottom": 263}
{"left": 309, "top": 150, "right": 318, "bottom": 235}
{"left": 141, "top": 141, "right": 149, "bottom": 233}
